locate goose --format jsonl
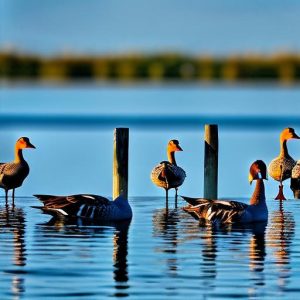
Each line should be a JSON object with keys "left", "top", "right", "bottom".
{"left": 32, "top": 194, "right": 132, "bottom": 222}
{"left": 291, "top": 161, "right": 300, "bottom": 199}
{"left": 0, "top": 137, "right": 35, "bottom": 205}
{"left": 151, "top": 140, "right": 186, "bottom": 206}
{"left": 182, "top": 160, "right": 268, "bottom": 224}
{"left": 268, "top": 128, "right": 299, "bottom": 200}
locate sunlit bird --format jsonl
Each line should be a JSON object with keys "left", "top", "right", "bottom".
{"left": 182, "top": 160, "right": 268, "bottom": 224}
{"left": 32, "top": 194, "right": 132, "bottom": 222}
{"left": 268, "top": 128, "right": 299, "bottom": 200}
{"left": 151, "top": 139, "right": 186, "bottom": 206}
{"left": 0, "top": 137, "right": 36, "bottom": 205}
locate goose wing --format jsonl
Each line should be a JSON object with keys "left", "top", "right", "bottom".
{"left": 33, "top": 194, "right": 110, "bottom": 218}
{"left": 151, "top": 161, "right": 186, "bottom": 189}
{"left": 0, "top": 163, "right": 17, "bottom": 187}
{"left": 183, "top": 199, "right": 248, "bottom": 224}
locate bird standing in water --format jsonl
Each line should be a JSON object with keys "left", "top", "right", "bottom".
{"left": 0, "top": 137, "right": 36, "bottom": 206}
{"left": 268, "top": 128, "right": 299, "bottom": 200}
{"left": 151, "top": 140, "right": 186, "bottom": 207}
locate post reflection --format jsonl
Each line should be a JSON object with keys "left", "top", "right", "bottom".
{"left": 267, "top": 202, "right": 295, "bottom": 289}
{"left": 113, "top": 221, "right": 130, "bottom": 297}
{"left": 36, "top": 217, "right": 131, "bottom": 298}
{"left": 0, "top": 205, "right": 26, "bottom": 300}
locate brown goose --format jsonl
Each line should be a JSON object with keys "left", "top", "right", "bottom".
{"left": 151, "top": 140, "right": 186, "bottom": 206}
{"left": 0, "top": 137, "right": 35, "bottom": 205}
{"left": 33, "top": 194, "right": 132, "bottom": 222}
{"left": 268, "top": 128, "right": 299, "bottom": 200}
{"left": 182, "top": 160, "right": 268, "bottom": 224}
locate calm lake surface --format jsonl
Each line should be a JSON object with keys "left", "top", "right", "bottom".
{"left": 1, "top": 83, "right": 300, "bottom": 299}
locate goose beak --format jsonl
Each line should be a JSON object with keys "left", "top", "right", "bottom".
{"left": 176, "top": 145, "right": 183, "bottom": 151}
{"left": 292, "top": 132, "right": 300, "bottom": 139}
{"left": 248, "top": 173, "right": 253, "bottom": 185}
{"left": 26, "top": 142, "right": 36, "bottom": 149}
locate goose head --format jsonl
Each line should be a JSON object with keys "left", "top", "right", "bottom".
{"left": 280, "top": 128, "right": 300, "bottom": 142}
{"left": 248, "top": 160, "right": 267, "bottom": 184}
{"left": 167, "top": 140, "right": 183, "bottom": 153}
{"left": 16, "top": 137, "right": 36, "bottom": 149}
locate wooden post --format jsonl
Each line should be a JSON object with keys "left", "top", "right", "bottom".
{"left": 113, "top": 128, "right": 129, "bottom": 199}
{"left": 204, "top": 124, "right": 218, "bottom": 199}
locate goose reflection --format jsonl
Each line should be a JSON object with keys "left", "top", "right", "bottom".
{"left": 153, "top": 208, "right": 181, "bottom": 275}
{"left": 35, "top": 216, "right": 131, "bottom": 297}
{"left": 267, "top": 202, "right": 295, "bottom": 288}
{"left": 199, "top": 221, "right": 267, "bottom": 288}
{"left": 0, "top": 205, "right": 26, "bottom": 300}
{"left": 182, "top": 204, "right": 268, "bottom": 290}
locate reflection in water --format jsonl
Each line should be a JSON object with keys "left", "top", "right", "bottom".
{"left": 113, "top": 221, "right": 130, "bottom": 297}
{"left": 267, "top": 202, "right": 295, "bottom": 289}
{"left": 199, "top": 221, "right": 267, "bottom": 290}
{"left": 248, "top": 222, "right": 267, "bottom": 273}
{"left": 153, "top": 208, "right": 181, "bottom": 276}
{"left": 198, "top": 224, "right": 218, "bottom": 285}
{"left": 37, "top": 217, "right": 131, "bottom": 298}
{"left": 0, "top": 205, "right": 26, "bottom": 300}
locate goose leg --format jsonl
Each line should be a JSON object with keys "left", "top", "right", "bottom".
{"left": 5, "top": 190, "right": 8, "bottom": 207}
{"left": 165, "top": 189, "right": 169, "bottom": 209}
{"left": 275, "top": 183, "right": 286, "bottom": 200}
{"left": 275, "top": 165, "right": 286, "bottom": 200}
{"left": 12, "top": 189, "right": 15, "bottom": 208}
{"left": 175, "top": 188, "right": 178, "bottom": 208}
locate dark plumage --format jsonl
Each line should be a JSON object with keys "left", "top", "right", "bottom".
{"left": 182, "top": 160, "right": 268, "bottom": 224}
{"left": 151, "top": 140, "right": 186, "bottom": 206}
{"left": 33, "top": 194, "right": 132, "bottom": 221}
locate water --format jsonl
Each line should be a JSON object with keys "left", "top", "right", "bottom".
{"left": 0, "top": 197, "right": 299, "bottom": 299}
{"left": 1, "top": 84, "right": 300, "bottom": 299}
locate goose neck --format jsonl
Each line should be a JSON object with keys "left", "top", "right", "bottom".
{"left": 167, "top": 151, "right": 177, "bottom": 166}
{"left": 250, "top": 179, "right": 266, "bottom": 206}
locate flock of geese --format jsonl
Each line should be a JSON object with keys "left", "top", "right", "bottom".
{"left": 1, "top": 128, "right": 300, "bottom": 226}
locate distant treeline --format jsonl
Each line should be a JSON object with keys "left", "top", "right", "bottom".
{"left": 1, "top": 51, "right": 300, "bottom": 83}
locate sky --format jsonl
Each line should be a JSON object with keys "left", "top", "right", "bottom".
{"left": 1, "top": 0, "right": 300, "bottom": 55}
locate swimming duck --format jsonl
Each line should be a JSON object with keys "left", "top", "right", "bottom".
{"left": 0, "top": 137, "right": 35, "bottom": 205}
{"left": 182, "top": 160, "right": 268, "bottom": 224}
{"left": 32, "top": 194, "right": 132, "bottom": 221}
{"left": 291, "top": 161, "right": 300, "bottom": 199}
{"left": 268, "top": 128, "right": 299, "bottom": 200}
{"left": 151, "top": 140, "right": 186, "bottom": 206}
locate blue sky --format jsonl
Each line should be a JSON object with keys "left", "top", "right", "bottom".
{"left": 1, "top": 0, "right": 300, "bottom": 55}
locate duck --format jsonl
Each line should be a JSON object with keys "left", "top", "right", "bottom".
{"left": 291, "top": 160, "right": 300, "bottom": 199}
{"left": 151, "top": 139, "right": 186, "bottom": 206}
{"left": 268, "top": 128, "right": 299, "bottom": 200}
{"left": 32, "top": 194, "right": 132, "bottom": 222}
{"left": 182, "top": 160, "right": 268, "bottom": 224}
{"left": 0, "top": 137, "right": 35, "bottom": 205}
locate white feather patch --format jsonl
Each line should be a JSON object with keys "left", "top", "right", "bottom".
{"left": 82, "top": 195, "right": 95, "bottom": 200}
{"left": 214, "top": 200, "right": 231, "bottom": 206}
{"left": 54, "top": 208, "right": 68, "bottom": 216}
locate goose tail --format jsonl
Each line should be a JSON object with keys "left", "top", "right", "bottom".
{"left": 31, "top": 205, "right": 68, "bottom": 218}
{"left": 180, "top": 195, "right": 206, "bottom": 206}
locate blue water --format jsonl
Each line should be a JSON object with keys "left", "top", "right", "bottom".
{"left": 0, "top": 197, "right": 299, "bottom": 299}
{"left": 1, "top": 84, "right": 300, "bottom": 299}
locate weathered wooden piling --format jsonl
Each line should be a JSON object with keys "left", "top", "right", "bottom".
{"left": 113, "top": 128, "right": 129, "bottom": 199}
{"left": 204, "top": 124, "right": 218, "bottom": 199}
